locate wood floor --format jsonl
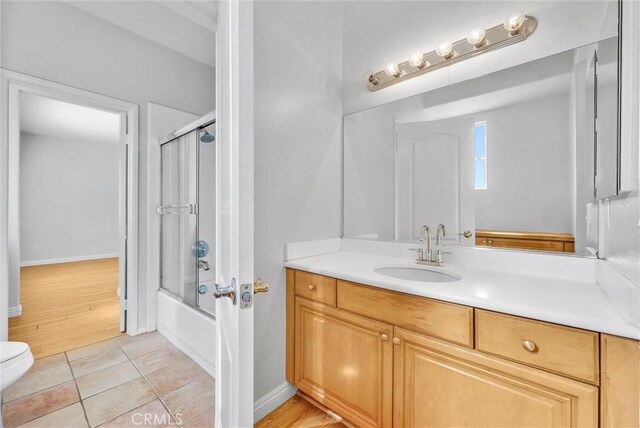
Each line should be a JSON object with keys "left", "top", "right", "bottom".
{"left": 255, "top": 393, "right": 347, "bottom": 428}
{"left": 8, "top": 258, "right": 122, "bottom": 359}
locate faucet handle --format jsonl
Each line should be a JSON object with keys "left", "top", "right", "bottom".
{"left": 409, "top": 248, "right": 424, "bottom": 261}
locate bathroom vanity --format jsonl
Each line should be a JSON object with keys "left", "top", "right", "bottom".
{"left": 284, "top": 250, "right": 639, "bottom": 428}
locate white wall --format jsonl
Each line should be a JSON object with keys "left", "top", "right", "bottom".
{"left": 474, "top": 94, "right": 573, "bottom": 233}
{"left": 19, "top": 133, "right": 119, "bottom": 263}
{"left": 254, "top": 0, "right": 343, "bottom": 403}
{"left": 602, "top": 0, "right": 640, "bottom": 285}
{"left": 1, "top": 1, "right": 215, "bottom": 330}
{"left": 342, "top": 1, "right": 613, "bottom": 114}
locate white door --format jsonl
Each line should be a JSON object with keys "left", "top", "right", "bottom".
{"left": 396, "top": 120, "right": 476, "bottom": 244}
{"left": 215, "top": 1, "right": 255, "bottom": 427}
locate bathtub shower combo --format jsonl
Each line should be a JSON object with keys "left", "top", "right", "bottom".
{"left": 156, "top": 118, "right": 216, "bottom": 375}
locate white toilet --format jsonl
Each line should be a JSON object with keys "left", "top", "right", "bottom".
{"left": 0, "top": 342, "right": 34, "bottom": 393}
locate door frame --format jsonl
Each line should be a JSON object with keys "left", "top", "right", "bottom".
{"left": 215, "top": 0, "right": 255, "bottom": 425}
{"left": 0, "top": 69, "right": 139, "bottom": 340}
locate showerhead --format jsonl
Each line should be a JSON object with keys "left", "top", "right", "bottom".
{"left": 200, "top": 129, "right": 215, "bottom": 143}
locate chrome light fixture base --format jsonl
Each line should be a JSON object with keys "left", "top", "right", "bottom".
{"left": 367, "top": 16, "right": 537, "bottom": 92}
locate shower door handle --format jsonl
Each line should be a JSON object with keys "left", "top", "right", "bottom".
{"left": 156, "top": 204, "right": 196, "bottom": 215}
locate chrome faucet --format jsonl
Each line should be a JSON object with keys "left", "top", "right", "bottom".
{"left": 410, "top": 224, "right": 450, "bottom": 267}
{"left": 436, "top": 224, "right": 446, "bottom": 245}
{"left": 420, "top": 225, "right": 432, "bottom": 261}
{"left": 198, "top": 259, "right": 211, "bottom": 271}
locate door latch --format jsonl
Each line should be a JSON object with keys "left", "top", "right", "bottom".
{"left": 240, "top": 278, "right": 269, "bottom": 309}
{"left": 213, "top": 278, "right": 237, "bottom": 305}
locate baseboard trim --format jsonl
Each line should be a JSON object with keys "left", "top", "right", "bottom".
{"left": 254, "top": 382, "right": 297, "bottom": 422}
{"left": 8, "top": 305, "right": 22, "bottom": 317}
{"left": 20, "top": 253, "right": 119, "bottom": 267}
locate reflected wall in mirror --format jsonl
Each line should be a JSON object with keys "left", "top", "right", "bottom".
{"left": 344, "top": 31, "right": 619, "bottom": 256}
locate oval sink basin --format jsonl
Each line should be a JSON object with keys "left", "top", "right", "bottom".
{"left": 374, "top": 265, "right": 461, "bottom": 283}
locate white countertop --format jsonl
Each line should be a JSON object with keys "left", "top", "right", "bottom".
{"left": 285, "top": 251, "right": 640, "bottom": 340}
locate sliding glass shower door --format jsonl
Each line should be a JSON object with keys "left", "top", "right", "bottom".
{"left": 158, "top": 122, "right": 216, "bottom": 316}
{"left": 159, "top": 131, "right": 199, "bottom": 307}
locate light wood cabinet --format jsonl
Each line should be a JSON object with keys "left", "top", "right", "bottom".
{"left": 286, "top": 268, "right": 638, "bottom": 427}
{"left": 600, "top": 335, "right": 640, "bottom": 428}
{"left": 294, "top": 297, "right": 393, "bottom": 427}
{"left": 393, "top": 327, "right": 598, "bottom": 428}
{"left": 294, "top": 270, "right": 337, "bottom": 305}
{"left": 476, "top": 229, "right": 575, "bottom": 253}
{"left": 337, "top": 280, "right": 473, "bottom": 347}
{"left": 475, "top": 310, "right": 599, "bottom": 384}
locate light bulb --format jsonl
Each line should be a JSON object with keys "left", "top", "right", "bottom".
{"left": 436, "top": 40, "right": 453, "bottom": 58}
{"left": 504, "top": 12, "right": 526, "bottom": 33}
{"left": 408, "top": 51, "right": 427, "bottom": 69}
{"left": 467, "top": 26, "right": 487, "bottom": 47}
{"left": 384, "top": 62, "right": 401, "bottom": 77}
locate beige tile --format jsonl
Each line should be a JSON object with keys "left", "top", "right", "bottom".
{"left": 115, "top": 332, "right": 160, "bottom": 347}
{"left": 145, "top": 357, "right": 208, "bottom": 396}
{"left": 1, "top": 381, "right": 79, "bottom": 428}
{"left": 183, "top": 408, "right": 214, "bottom": 428}
{"left": 98, "top": 400, "right": 173, "bottom": 428}
{"left": 132, "top": 346, "right": 185, "bottom": 375}
{"left": 120, "top": 334, "right": 171, "bottom": 359}
{"left": 162, "top": 376, "right": 214, "bottom": 424}
{"left": 30, "top": 354, "right": 68, "bottom": 374}
{"left": 4, "top": 362, "right": 73, "bottom": 402}
{"left": 67, "top": 339, "right": 119, "bottom": 362}
{"left": 70, "top": 348, "right": 128, "bottom": 378}
{"left": 18, "top": 403, "right": 88, "bottom": 428}
{"left": 83, "top": 378, "right": 156, "bottom": 427}
{"left": 76, "top": 361, "right": 141, "bottom": 399}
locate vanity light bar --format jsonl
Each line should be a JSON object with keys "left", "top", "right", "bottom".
{"left": 367, "top": 13, "right": 537, "bottom": 92}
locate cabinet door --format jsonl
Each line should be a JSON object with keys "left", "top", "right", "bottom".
{"left": 393, "top": 327, "right": 598, "bottom": 428}
{"left": 600, "top": 335, "right": 640, "bottom": 428}
{"left": 295, "top": 297, "right": 393, "bottom": 427}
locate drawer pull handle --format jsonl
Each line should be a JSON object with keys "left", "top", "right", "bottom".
{"left": 380, "top": 334, "right": 389, "bottom": 342}
{"left": 522, "top": 340, "right": 537, "bottom": 352}
{"left": 392, "top": 337, "right": 401, "bottom": 345}
{"left": 308, "top": 284, "right": 315, "bottom": 291}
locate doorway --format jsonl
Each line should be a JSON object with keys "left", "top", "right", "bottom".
{"left": 0, "top": 71, "right": 139, "bottom": 356}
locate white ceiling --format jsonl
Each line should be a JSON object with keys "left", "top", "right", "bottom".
{"left": 20, "top": 93, "right": 121, "bottom": 145}
{"left": 66, "top": 0, "right": 217, "bottom": 68}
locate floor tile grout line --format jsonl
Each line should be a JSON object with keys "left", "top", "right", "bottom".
{"left": 182, "top": 404, "right": 215, "bottom": 426}
{"left": 66, "top": 351, "right": 92, "bottom": 428}
{"left": 86, "top": 337, "right": 162, "bottom": 428}
{"left": 124, "top": 333, "right": 215, "bottom": 426}
{"left": 1, "top": 362, "right": 74, "bottom": 404}
{"left": 92, "top": 395, "right": 157, "bottom": 428}
{"left": 126, "top": 342, "right": 178, "bottom": 423}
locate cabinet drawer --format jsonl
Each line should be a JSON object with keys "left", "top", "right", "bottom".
{"left": 294, "top": 271, "right": 336, "bottom": 306}
{"left": 337, "top": 281, "right": 473, "bottom": 347}
{"left": 475, "top": 310, "right": 599, "bottom": 384}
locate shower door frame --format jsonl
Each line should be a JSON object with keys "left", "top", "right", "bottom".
{"left": 0, "top": 70, "right": 140, "bottom": 339}
{"left": 158, "top": 116, "right": 216, "bottom": 317}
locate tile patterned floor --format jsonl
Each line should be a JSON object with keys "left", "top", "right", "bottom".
{"left": 2, "top": 332, "right": 215, "bottom": 428}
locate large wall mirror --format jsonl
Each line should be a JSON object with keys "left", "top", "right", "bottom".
{"left": 343, "top": 2, "right": 620, "bottom": 257}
